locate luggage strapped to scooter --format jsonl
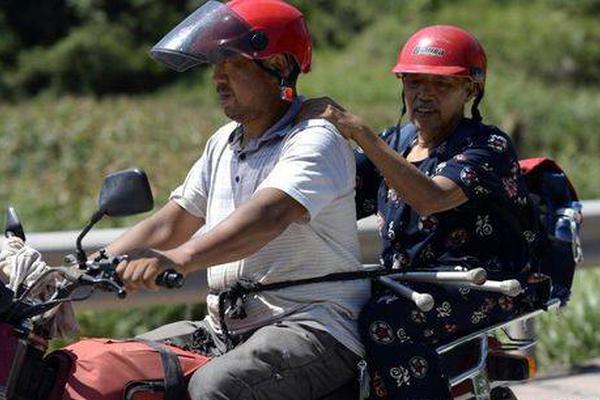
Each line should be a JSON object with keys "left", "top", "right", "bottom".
{"left": 518, "top": 157, "right": 582, "bottom": 305}
{"left": 46, "top": 337, "right": 211, "bottom": 400}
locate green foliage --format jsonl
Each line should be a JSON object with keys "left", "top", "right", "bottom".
{"left": 546, "top": 0, "right": 600, "bottom": 15}
{"left": 66, "top": 0, "right": 189, "bottom": 44}
{"left": 50, "top": 303, "right": 206, "bottom": 350}
{"left": 289, "top": 0, "right": 380, "bottom": 48}
{"left": 76, "top": 303, "right": 207, "bottom": 338}
{"left": 1, "top": 0, "right": 74, "bottom": 51}
{"left": 537, "top": 268, "right": 600, "bottom": 369}
{"left": 0, "top": 86, "right": 223, "bottom": 231}
{"left": 1, "top": 0, "right": 189, "bottom": 96}
{"left": 430, "top": 0, "right": 600, "bottom": 85}
{"left": 0, "top": 13, "right": 18, "bottom": 66}
{"left": 9, "top": 23, "right": 166, "bottom": 96}
{"left": 3, "top": 0, "right": 600, "bottom": 96}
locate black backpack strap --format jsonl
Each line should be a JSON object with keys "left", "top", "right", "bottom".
{"left": 137, "top": 339, "right": 187, "bottom": 400}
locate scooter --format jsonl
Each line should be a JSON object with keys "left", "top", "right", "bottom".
{"left": 0, "top": 169, "right": 563, "bottom": 400}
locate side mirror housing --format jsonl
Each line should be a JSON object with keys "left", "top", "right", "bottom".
{"left": 4, "top": 207, "right": 26, "bottom": 241}
{"left": 98, "top": 169, "right": 154, "bottom": 217}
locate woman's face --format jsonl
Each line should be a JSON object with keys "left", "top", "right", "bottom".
{"left": 402, "top": 73, "right": 474, "bottom": 136}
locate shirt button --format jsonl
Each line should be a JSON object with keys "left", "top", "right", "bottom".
{"left": 235, "top": 176, "right": 240, "bottom": 183}
{"left": 239, "top": 153, "right": 246, "bottom": 161}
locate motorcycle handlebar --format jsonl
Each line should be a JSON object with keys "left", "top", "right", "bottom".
{"left": 155, "top": 269, "right": 184, "bottom": 289}
{"left": 85, "top": 255, "right": 185, "bottom": 290}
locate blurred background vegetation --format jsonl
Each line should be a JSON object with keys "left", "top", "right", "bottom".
{"left": 1, "top": 0, "right": 599, "bottom": 371}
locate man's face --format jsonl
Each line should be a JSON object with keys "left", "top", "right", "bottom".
{"left": 403, "top": 73, "right": 474, "bottom": 135}
{"left": 212, "top": 55, "right": 280, "bottom": 122}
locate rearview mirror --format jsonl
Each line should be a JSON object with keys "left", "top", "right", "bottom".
{"left": 4, "top": 207, "right": 25, "bottom": 241}
{"left": 98, "top": 169, "right": 154, "bottom": 217}
{"left": 75, "top": 169, "right": 154, "bottom": 266}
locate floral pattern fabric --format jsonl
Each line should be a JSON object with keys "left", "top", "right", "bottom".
{"left": 355, "top": 118, "right": 541, "bottom": 399}
{"left": 355, "top": 118, "right": 536, "bottom": 281}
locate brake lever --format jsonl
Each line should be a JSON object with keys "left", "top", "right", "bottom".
{"left": 77, "top": 274, "right": 127, "bottom": 299}
{"left": 78, "top": 254, "right": 128, "bottom": 298}
{"left": 100, "top": 279, "right": 127, "bottom": 299}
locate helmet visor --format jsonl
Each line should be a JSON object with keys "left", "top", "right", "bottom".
{"left": 150, "top": 0, "right": 258, "bottom": 72}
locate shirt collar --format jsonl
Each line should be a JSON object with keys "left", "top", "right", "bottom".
{"left": 228, "top": 96, "right": 305, "bottom": 153}
{"left": 404, "top": 118, "right": 473, "bottom": 157}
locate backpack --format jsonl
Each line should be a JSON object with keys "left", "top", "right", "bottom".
{"left": 519, "top": 157, "right": 583, "bottom": 305}
{"left": 46, "top": 338, "right": 211, "bottom": 400}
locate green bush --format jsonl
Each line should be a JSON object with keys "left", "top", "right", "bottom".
{"left": 422, "top": 0, "right": 600, "bottom": 85}
{"left": 0, "top": 13, "right": 18, "bottom": 67}
{"left": 4, "top": 0, "right": 600, "bottom": 96}
{"left": 546, "top": 0, "right": 600, "bottom": 15}
{"left": 537, "top": 268, "right": 600, "bottom": 369}
{"left": 0, "top": 0, "right": 463, "bottom": 97}
{"left": 67, "top": 0, "right": 189, "bottom": 44}
{"left": 9, "top": 23, "right": 170, "bottom": 96}
{"left": 0, "top": 0, "right": 190, "bottom": 97}
{"left": 0, "top": 90, "right": 223, "bottom": 231}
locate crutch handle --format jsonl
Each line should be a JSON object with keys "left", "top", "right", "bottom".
{"left": 378, "top": 276, "right": 435, "bottom": 312}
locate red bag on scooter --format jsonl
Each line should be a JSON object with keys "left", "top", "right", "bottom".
{"left": 46, "top": 338, "right": 211, "bottom": 400}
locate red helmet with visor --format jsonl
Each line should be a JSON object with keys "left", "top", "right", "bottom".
{"left": 392, "top": 25, "right": 486, "bottom": 92}
{"left": 150, "top": 0, "right": 312, "bottom": 74}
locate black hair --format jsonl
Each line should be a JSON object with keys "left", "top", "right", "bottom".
{"left": 396, "top": 89, "right": 406, "bottom": 129}
{"left": 471, "top": 89, "right": 484, "bottom": 122}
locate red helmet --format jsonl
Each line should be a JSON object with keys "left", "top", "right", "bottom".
{"left": 392, "top": 25, "right": 486, "bottom": 92}
{"left": 150, "top": 0, "right": 312, "bottom": 73}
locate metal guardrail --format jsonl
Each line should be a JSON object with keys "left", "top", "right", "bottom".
{"left": 8, "top": 200, "right": 600, "bottom": 310}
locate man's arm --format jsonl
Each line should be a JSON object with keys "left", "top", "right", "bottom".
{"left": 118, "top": 188, "right": 306, "bottom": 290}
{"left": 107, "top": 200, "right": 204, "bottom": 256}
{"left": 298, "top": 98, "right": 467, "bottom": 216}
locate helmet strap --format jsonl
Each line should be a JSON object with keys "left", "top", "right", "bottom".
{"left": 471, "top": 89, "right": 484, "bottom": 122}
{"left": 279, "top": 77, "right": 295, "bottom": 102}
{"left": 254, "top": 60, "right": 299, "bottom": 102}
{"left": 396, "top": 90, "right": 407, "bottom": 129}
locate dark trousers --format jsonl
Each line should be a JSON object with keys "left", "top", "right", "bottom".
{"left": 138, "top": 319, "right": 360, "bottom": 400}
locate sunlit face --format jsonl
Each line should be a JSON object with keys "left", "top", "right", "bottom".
{"left": 402, "top": 73, "right": 474, "bottom": 135}
{"left": 212, "top": 55, "right": 279, "bottom": 122}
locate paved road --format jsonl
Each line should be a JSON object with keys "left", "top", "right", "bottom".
{"left": 511, "top": 359, "right": 600, "bottom": 400}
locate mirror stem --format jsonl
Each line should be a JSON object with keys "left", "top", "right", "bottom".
{"left": 76, "top": 210, "right": 105, "bottom": 268}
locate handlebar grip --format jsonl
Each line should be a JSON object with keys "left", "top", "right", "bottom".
{"left": 156, "top": 269, "right": 184, "bottom": 289}
{"left": 467, "top": 268, "right": 488, "bottom": 286}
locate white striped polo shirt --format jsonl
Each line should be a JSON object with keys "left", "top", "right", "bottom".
{"left": 170, "top": 97, "right": 370, "bottom": 356}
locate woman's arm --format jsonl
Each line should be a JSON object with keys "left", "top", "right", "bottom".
{"left": 298, "top": 98, "right": 467, "bottom": 215}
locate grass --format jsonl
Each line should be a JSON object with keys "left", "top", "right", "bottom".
{"left": 537, "top": 267, "right": 600, "bottom": 370}
{"left": 0, "top": 83, "right": 225, "bottom": 231}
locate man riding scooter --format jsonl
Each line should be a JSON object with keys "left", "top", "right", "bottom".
{"left": 300, "top": 25, "right": 545, "bottom": 399}
{"left": 104, "top": 1, "right": 370, "bottom": 399}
